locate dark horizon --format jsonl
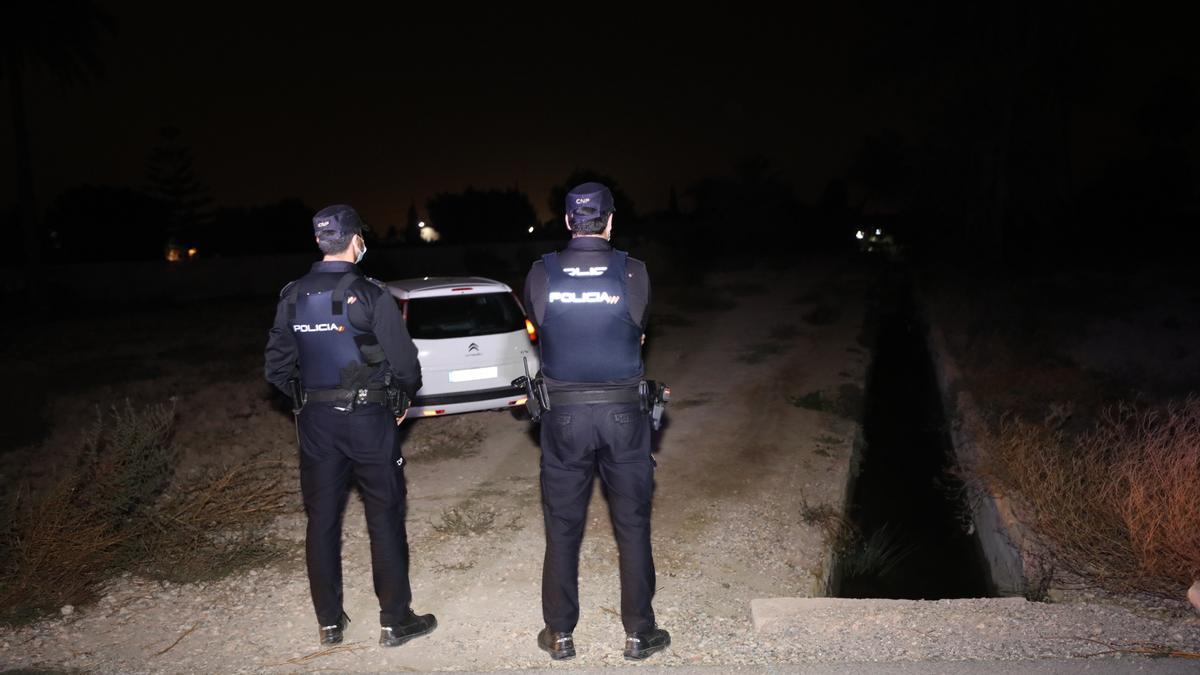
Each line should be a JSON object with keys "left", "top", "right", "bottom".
{"left": 4, "top": 4, "right": 1199, "bottom": 238}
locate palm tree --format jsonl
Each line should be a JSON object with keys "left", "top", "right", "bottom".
{"left": 1, "top": 1, "right": 112, "bottom": 269}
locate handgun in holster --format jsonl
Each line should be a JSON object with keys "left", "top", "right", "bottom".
{"left": 640, "top": 379, "right": 671, "bottom": 431}
{"left": 512, "top": 356, "right": 548, "bottom": 423}
{"left": 383, "top": 372, "right": 411, "bottom": 417}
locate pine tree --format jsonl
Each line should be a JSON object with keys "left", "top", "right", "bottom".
{"left": 145, "top": 126, "right": 213, "bottom": 244}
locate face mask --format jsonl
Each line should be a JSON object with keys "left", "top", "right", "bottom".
{"left": 354, "top": 238, "right": 367, "bottom": 264}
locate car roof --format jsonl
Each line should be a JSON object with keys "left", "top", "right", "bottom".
{"left": 386, "top": 276, "right": 513, "bottom": 300}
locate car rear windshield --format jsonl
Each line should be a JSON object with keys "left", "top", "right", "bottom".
{"left": 405, "top": 292, "right": 525, "bottom": 340}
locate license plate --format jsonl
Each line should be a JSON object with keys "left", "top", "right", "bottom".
{"left": 449, "top": 366, "right": 498, "bottom": 383}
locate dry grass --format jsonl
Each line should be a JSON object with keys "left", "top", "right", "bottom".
{"left": 0, "top": 401, "right": 175, "bottom": 624}
{"left": 0, "top": 401, "right": 293, "bottom": 624}
{"left": 976, "top": 397, "right": 1200, "bottom": 597}
{"left": 839, "top": 525, "right": 920, "bottom": 579}
{"left": 140, "top": 460, "right": 293, "bottom": 583}
{"left": 801, "top": 497, "right": 918, "bottom": 580}
{"left": 800, "top": 497, "right": 856, "bottom": 553}
{"left": 1114, "top": 401, "right": 1200, "bottom": 588}
{"left": 433, "top": 505, "right": 497, "bottom": 536}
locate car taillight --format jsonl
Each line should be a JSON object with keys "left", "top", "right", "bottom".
{"left": 525, "top": 319, "right": 537, "bottom": 343}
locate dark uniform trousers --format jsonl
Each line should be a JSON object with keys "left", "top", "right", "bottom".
{"left": 298, "top": 402, "right": 410, "bottom": 627}
{"left": 540, "top": 401, "right": 656, "bottom": 634}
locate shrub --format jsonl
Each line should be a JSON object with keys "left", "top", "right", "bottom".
{"left": 0, "top": 401, "right": 176, "bottom": 623}
{"left": 977, "top": 397, "right": 1200, "bottom": 597}
{"left": 0, "top": 401, "right": 293, "bottom": 624}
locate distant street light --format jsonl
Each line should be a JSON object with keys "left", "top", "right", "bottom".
{"left": 528, "top": 226, "right": 535, "bottom": 234}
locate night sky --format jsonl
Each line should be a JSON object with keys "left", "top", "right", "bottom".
{"left": 3, "top": 4, "right": 1196, "bottom": 229}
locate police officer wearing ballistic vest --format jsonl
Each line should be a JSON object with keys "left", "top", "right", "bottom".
{"left": 264, "top": 204, "right": 436, "bottom": 648}
{"left": 523, "top": 182, "right": 671, "bottom": 661}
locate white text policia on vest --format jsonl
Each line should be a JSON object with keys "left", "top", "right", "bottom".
{"left": 548, "top": 291, "right": 622, "bottom": 305}
{"left": 292, "top": 323, "right": 347, "bottom": 333}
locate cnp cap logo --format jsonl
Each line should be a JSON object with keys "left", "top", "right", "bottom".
{"left": 316, "top": 220, "right": 330, "bottom": 228}
{"left": 565, "top": 182, "right": 614, "bottom": 214}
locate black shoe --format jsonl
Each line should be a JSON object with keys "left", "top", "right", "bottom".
{"left": 624, "top": 626, "right": 670, "bottom": 660}
{"left": 380, "top": 611, "right": 437, "bottom": 647}
{"left": 318, "top": 612, "right": 350, "bottom": 646}
{"left": 537, "top": 627, "right": 576, "bottom": 660}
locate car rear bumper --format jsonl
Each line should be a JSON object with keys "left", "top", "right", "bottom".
{"left": 409, "top": 385, "right": 528, "bottom": 418}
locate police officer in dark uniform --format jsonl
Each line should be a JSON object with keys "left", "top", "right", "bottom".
{"left": 523, "top": 183, "right": 670, "bottom": 661}
{"left": 264, "top": 204, "right": 437, "bottom": 648}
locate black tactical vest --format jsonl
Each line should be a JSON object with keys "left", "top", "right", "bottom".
{"left": 538, "top": 250, "right": 643, "bottom": 383}
{"left": 288, "top": 272, "right": 374, "bottom": 390}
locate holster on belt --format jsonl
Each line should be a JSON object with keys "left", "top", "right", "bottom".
{"left": 383, "top": 372, "right": 410, "bottom": 417}
{"left": 641, "top": 379, "right": 671, "bottom": 431}
{"left": 512, "top": 356, "right": 547, "bottom": 422}
{"left": 288, "top": 378, "right": 304, "bottom": 414}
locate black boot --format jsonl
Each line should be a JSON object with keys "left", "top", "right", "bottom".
{"left": 380, "top": 611, "right": 437, "bottom": 647}
{"left": 624, "top": 626, "right": 670, "bottom": 660}
{"left": 318, "top": 612, "right": 350, "bottom": 646}
{"left": 537, "top": 627, "right": 575, "bottom": 660}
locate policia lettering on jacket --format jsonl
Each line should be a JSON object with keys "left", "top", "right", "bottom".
{"left": 522, "top": 182, "right": 671, "bottom": 662}
{"left": 264, "top": 204, "right": 436, "bottom": 649}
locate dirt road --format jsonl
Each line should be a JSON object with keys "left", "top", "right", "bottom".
{"left": 5, "top": 260, "right": 1194, "bottom": 673}
{"left": 0, "top": 261, "right": 865, "bottom": 672}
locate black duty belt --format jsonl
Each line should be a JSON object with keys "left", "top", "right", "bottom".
{"left": 304, "top": 388, "right": 388, "bottom": 404}
{"left": 548, "top": 388, "right": 641, "bottom": 406}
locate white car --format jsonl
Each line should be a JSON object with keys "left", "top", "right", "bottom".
{"left": 386, "top": 276, "right": 539, "bottom": 417}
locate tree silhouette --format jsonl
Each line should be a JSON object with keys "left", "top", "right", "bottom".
{"left": 1, "top": 0, "right": 113, "bottom": 267}
{"left": 145, "top": 126, "right": 213, "bottom": 246}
